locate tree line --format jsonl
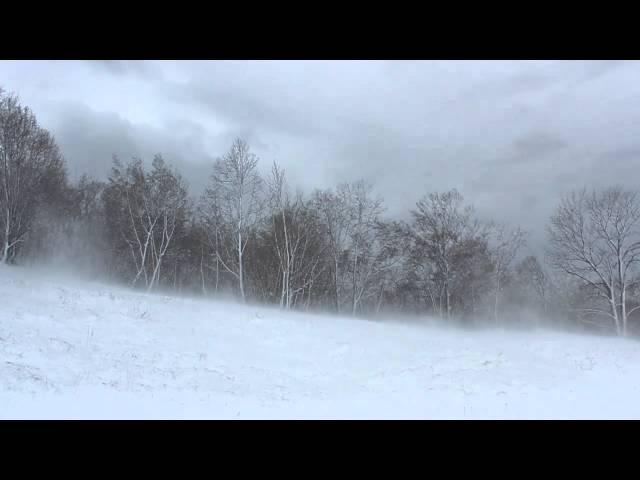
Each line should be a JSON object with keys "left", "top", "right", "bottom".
{"left": 2, "top": 89, "right": 640, "bottom": 337}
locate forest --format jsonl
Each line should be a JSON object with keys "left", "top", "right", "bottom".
{"left": 2, "top": 88, "right": 640, "bottom": 337}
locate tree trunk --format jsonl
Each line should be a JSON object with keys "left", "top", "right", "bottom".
{"left": 147, "top": 257, "right": 162, "bottom": 293}
{"left": 352, "top": 241, "right": 358, "bottom": 316}
{"left": 334, "top": 257, "right": 340, "bottom": 314}
{"left": 280, "top": 270, "right": 286, "bottom": 308}
{"left": 375, "top": 283, "right": 384, "bottom": 314}
{"left": 621, "top": 285, "right": 628, "bottom": 337}
{"left": 200, "top": 244, "right": 207, "bottom": 295}
{"left": 238, "top": 231, "right": 245, "bottom": 301}
{"left": 494, "top": 275, "right": 500, "bottom": 324}
{"left": 214, "top": 229, "right": 220, "bottom": 294}
{"left": 619, "top": 257, "right": 628, "bottom": 337}
{"left": 445, "top": 280, "right": 451, "bottom": 320}
{"left": 609, "top": 287, "right": 620, "bottom": 335}
{"left": 1, "top": 241, "right": 9, "bottom": 265}
{"left": 1, "top": 210, "right": 11, "bottom": 264}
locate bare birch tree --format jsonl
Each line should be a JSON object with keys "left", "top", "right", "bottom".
{"left": 267, "top": 162, "right": 327, "bottom": 309}
{"left": 105, "top": 155, "right": 187, "bottom": 291}
{"left": 207, "top": 138, "right": 263, "bottom": 301}
{"left": 547, "top": 187, "right": 640, "bottom": 336}
{"left": 0, "top": 90, "right": 66, "bottom": 264}
{"left": 145, "top": 156, "right": 189, "bottom": 292}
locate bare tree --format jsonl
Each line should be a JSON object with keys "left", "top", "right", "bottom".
{"left": 312, "top": 187, "right": 352, "bottom": 313}
{"left": 266, "top": 162, "right": 328, "bottom": 309}
{"left": 198, "top": 191, "right": 223, "bottom": 295}
{"left": 363, "top": 220, "right": 405, "bottom": 315}
{"left": 104, "top": 155, "right": 187, "bottom": 291}
{"left": 409, "top": 189, "right": 480, "bottom": 320}
{"left": 206, "top": 139, "right": 263, "bottom": 301}
{"left": 145, "top": 157, "right": 189, "bottom": 292}
{"left": 488, "top": 224, "right": 526, "bottom": 323}
{"left": 0, "top": 90, "right": 66, "bottom": 264}
{"left": 268, "top": 162, "right": 295, "bottom": 308}
{"left": 547, "top": 187, "right": 640, "bottom": 336}
{"left": 343, "top": 181, "right": 385, "bottom": 315}
{"left": 515, "top": 255, "right": 551, "bottom": 316}
{"left": 450, "top": 235, "right": 493, "bottom": 320}
{"left": 109, "top": 158, "right": 153, "bottom": 287}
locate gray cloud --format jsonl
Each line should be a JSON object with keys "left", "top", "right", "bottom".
{"left": 577, "top": 59, "right": 629, "bottom": 82}
{"left": 511, "top": 131, "right": 568, "bottom": 162}
{"left": 45, "top": 101, "right": 215, "bottom": 196}
{"left": 596, "top": 146, "right": 640, "bottom": 164}
{"left": 2, "top": 60, "right": 640, "bottom": 250}
{"left": 85, "top": 60, "right": 162, "bottom": 79}
{"left": 167, "top": 81, "right": 318, "bottom": 141}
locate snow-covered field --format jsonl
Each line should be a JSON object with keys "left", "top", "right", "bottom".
{"left": 1, "top": 265, "right": 639, "bottom": 419}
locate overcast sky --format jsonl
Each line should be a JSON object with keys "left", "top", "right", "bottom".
{"left": 1, "top": 60, "right": 639, "bottom": 249}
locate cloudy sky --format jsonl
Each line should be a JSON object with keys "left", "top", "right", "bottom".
{"left": 1, "top": 60, "right": 639, "bottom": 249}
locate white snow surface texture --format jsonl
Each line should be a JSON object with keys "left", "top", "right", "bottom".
{"left": 1, "top": 266, "right": 639, "bottom": 419}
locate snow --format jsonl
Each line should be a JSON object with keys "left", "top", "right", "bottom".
{"left": 1, "top": 265, "right": 640, "bottom": 419}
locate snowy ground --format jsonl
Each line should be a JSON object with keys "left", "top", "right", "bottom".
{"left": 1, "top": 265, "right": 639, "bottom": 419}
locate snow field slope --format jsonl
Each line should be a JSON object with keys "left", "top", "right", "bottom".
{"left": 1, "top": 266, "right": 639, "bottom": 419}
